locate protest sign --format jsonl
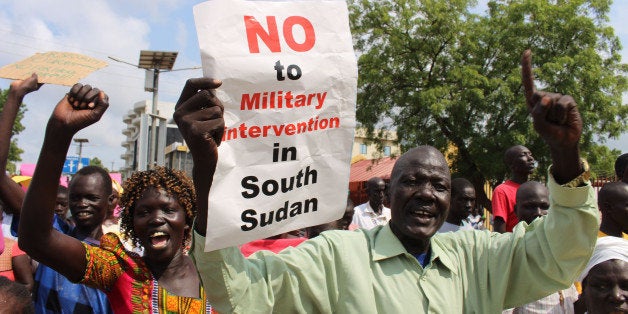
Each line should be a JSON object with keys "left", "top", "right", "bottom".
{"left": 194, "top": 0, "right": 357, "bottom": 250}
{"left": 0, "top": 52, "right": 107, "bottom": 86}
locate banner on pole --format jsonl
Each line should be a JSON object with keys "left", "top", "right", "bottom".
{"left": 194, "top": 0, "right": 357, "bottom": 251}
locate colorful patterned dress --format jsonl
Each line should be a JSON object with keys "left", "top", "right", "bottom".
{"left": 81, "top": 233, "right": 215, "bottom": 313}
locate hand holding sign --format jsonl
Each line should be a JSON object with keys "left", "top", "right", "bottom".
{"left": 174, "top": 78, "right": 224, "bottom": 161}
{"left": 0, "top": 52, "right": 107, "bottom": 86}
{"left": 49, "top": 83, "right": 109, "bottom": 136}
{"left": 9, "top": 73, "right": 43, "bottom": 100}
{"left": 193, "top": 0, "right": 357, "bottom": 249}
{"left": 521, "top": 49, "right": 583, "bottom": 183}
{"left": 173, "top": 77, "right": 224, "bottom": 235}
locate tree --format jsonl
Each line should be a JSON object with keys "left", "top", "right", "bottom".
{"left": 0, "top": 88, "right": 28, "bottom": 174}
{"left": 349, "top": 0, "right": 627, "bottom": 209}
{"left": 89, "top": 157, "right": 106, "bottom": 171}
{"left": 584, "top": 145, "right": 621, "bottom": 180}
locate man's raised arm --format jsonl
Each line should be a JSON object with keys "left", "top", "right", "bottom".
{"left": 489, "top": 50, "right": 598, "bottom": 309}
{"left": 19, "top": 83, "right": 109, "bottom": 281}
{"left": 521, "top": 49, "right": 584, "bottom": 183}
{"left": 172, "top": 78, "right": 224, "bottom": 236}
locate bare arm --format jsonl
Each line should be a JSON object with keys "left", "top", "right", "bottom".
{"left": 521, "top": 50, "right": 583, "bottom": 182}
{"left": 0, "top": 176, "right": 24, "bottom": 216}
{"left": 12, "top": 254, "right": 34, "bottom": 292}
{"left": 0, "top": 74, "right": 42, "bottom": 215}
{"left": 173, "top": 78, "right": 223, "bottom": 236}
{"left": 493, "top": 217, "right": 506, "bottom": 233}
{"left": 18, "top": 83, "right": 108, "bottom": 282}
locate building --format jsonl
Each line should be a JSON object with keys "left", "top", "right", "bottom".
{"left": 163, "top": 128, "right": 192, "bottom": 176}
{"left": 120, "top": 100, "right": 176, "bottom": 179}
{"left": 121, "top": 104, "right": 401, "bottom": 181}
{"left": 348, "top": 128, "right": 401, "bottom": 205}
{"left": 351, "top": 128, "right": 401, "bottom": 161}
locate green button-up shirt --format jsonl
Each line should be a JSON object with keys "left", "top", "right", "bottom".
{"left": 191, "top": 176, "right": 598, "bottom": 313}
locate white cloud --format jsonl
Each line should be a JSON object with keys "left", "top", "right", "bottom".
{"left": 175, "top": 20, "right": 189, "bottom": 48}
{"left": 0, "top": 0, "right": 170, "bottom": 169}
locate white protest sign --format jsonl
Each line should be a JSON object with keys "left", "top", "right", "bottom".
{"left": 194, "top": 0, "right": 357, "bottom": 251}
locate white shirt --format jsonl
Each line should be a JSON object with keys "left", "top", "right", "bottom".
{"left": 1, "top": 213, "right": 16, "bottom": 240}
{"left": 437, "top": 221, "right": 475, "bottom": 233}
{"left": 351, "top": 202, "right": 391, "bottom": 230}
{"left": 502, "top": 285, "right": 578, "bottom": 314}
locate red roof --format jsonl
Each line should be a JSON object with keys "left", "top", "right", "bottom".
{"left": 349, "top": 157, "right": 397, "bottom": 183}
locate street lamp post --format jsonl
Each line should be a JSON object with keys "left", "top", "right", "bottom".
{"left": 108, "top": 52, "right": 200, "bottom": 171}
{"left": 74, "top": 138, "right": 89, "bottom": 170}
{"left": 138, "top": 50, "right": 178, "bottom": 169}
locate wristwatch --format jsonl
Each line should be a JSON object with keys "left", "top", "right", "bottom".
{"left": 562, "top": 159, "right": 590, "bottom": 188}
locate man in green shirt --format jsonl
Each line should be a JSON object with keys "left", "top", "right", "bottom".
{"left": 175, "top": 51, "right": 599, "bottom": 312}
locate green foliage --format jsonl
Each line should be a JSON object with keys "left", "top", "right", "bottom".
{"left": 350, "top": 0, "right": 627, "bottom": 208}
{"left": 89, "top": 157, "right": 105, "bottom": 170}
{"left": 0, "top": 88, "right": 28, "bottom": 174}
{"left": 584, "top": 144, "right": 621, "bottom": 180}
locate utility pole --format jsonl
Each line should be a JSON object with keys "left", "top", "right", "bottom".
{"left": 147, "top": 66, "right": 162, "bottom": 170}
{"left": 74, "top": 138, "right": 89, "bottom": 170}
{"left": 109, "top": 51, "right": 200, "bottom": 170}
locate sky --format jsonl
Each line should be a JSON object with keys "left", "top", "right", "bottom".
{"left": 0, "top": 0, "right": 626, "bottom": 171}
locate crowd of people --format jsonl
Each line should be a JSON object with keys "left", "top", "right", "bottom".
{"left": 0, "top": 50, "right": 626, "bottom": 313}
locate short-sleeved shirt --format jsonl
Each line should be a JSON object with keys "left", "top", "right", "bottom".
{"left": 351, "top": 202, "right": 391, "bottom": 230}
{"left": 437, "top": 221, "right": 474, "bottom": 233}
{"left": 81, "top": 233, "right": 215, "bottom": 313}
{"left": 492, "top": 180, "right": 520, "bottom": 232}
{"left": 503, "top": 284, "right": 578, "bottom": 313}
{"left": 1, "top": 213, "right": 14, "bottom": 241}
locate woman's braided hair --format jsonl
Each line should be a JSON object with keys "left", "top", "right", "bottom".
{"left": 119, "top": 166, "right": 196, "bottom": 248}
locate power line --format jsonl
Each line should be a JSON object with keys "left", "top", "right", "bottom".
{"left": 0, "top": 26, "right": 203, "bottom": 100}
{"left": 0, "top": 49, "right": 199, "bottom": 98}
{"left": 0, "top": 27, "right": 135, "bottom": 62}
{"left": 0, "top": 28, "right": 201, "bottom": 69}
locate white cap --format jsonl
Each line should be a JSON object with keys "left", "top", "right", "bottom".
{"left": 578, "top": 236, "right": 628, "bottom": 282}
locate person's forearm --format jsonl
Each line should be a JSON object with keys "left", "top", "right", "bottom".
{"left": 173, "top": 78, "right": 223, "bottom": 236}
{"left": 0, "top": 176, "right": 25, "bottom": 216}
{"left": 192, "top": 156, "right": 214, "bottom": 236}
{"left": 0, "top": 90, "right": 24, "bottom": 174}
{"left": 549, "top": 145, "right": 582, "bottom": 185}
{"left": 18, "top": 127, "right": 72, "bottom": 258}
{"left": 12, "top": 255, "right": 35, "bottom": 292}
{"left": 0, "top": 89, "right": 27, "bottom": 215}
{"left": 498, "top": 181, "right": 598, "bottom": 308}
{"left": 493, "top": 219, "right": 506, "bottom": 233}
